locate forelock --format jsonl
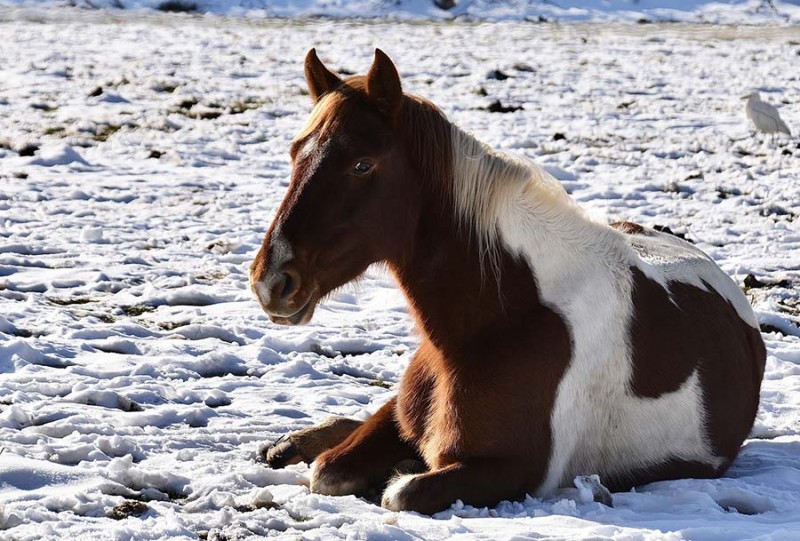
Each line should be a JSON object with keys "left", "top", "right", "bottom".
{"left": 292, "top": 91, "right": 346, "bottom": 148}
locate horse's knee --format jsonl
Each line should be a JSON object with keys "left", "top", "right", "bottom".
{"left": 310, "top": 438, "right": 424, "bottom": 499}
{"left": 310, "top": 448, "right": 370, "bottom": 496}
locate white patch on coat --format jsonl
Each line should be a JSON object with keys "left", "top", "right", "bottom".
{"left": 252, "top": 280, "right": 272, "bottom": 309}
{"left": 250, "top": 233, "right": 293, "bottom": 307}
{"left": 296, "top": 134, "right": 319, "bottom": 162}
{"left": 290, "top": 92, "right": 338, "bottom": 179}
{"left": 381, "top": 474, "right": 418, "bottom": 511}
{"left": 448, "top": 127, "right": 752, "bottom": 494}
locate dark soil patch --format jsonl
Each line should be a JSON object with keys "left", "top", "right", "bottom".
{"left": 107, "top": 500, "right": 150, "bottom": 520}
{"left": 653, "top": 225, "right": 694, "bottom": 243}
{"left": 157, "top": 0, "right": 197, "bottom": 12}
{"left": 121, "top": 305, "right": 155, "bottom": 316}
{"left": 49, "top": 297, "right": 94, "bottom": 306}
{"left": 485, "top": 100, "right": 523, "bottom": 113}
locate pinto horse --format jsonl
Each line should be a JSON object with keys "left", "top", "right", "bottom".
{"left": 250, "top": 49, "right": 766, "bottom": 514}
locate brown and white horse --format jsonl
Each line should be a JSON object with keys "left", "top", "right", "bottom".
{"left": 249, "top": 49, "right": 766, "bottom": 514}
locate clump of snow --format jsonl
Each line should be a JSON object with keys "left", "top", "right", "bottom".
{"left": 573, "top": 474, "right": 614, "bottom": 507}
{"left": 64, "top": 389, "right": 141, "bottom": 411}
{"left": 105, "top": 455, "right": 191, "bottom": 497}
{"left": 80, "top": 226, "right": 105, "bottom": 243}
{"left": 0, "top": 315, "right": 18, "bottom": 335}
{"left": 0, "top": 453, "right": 94, "bottom": 491}
{"left": 27, "top": 144, "right": 90, "bottom": 167}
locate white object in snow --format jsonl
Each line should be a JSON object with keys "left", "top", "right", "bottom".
{"left": 743, "top": 91, "right": 791, "bottom": 136}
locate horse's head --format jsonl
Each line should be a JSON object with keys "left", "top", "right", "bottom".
{"left": 250, "top": 49, "right": 422, "bottom": 325}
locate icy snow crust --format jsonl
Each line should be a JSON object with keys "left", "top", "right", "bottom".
{"left": 1, "top": 11, "right": 800, "bottom": 540}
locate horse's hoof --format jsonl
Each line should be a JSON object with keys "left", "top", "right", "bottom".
{"left": 381, "top": 473, "right": 419, "bottom": 512}
{"left": 259, "top": 435, "right": 303, "bottom": 469}
{"left": 258, "top": 417, "right": 363, "bottom": 469}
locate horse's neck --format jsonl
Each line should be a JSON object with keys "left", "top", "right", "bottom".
{"left": 390, "top": 202, "right": 542, "bottom": 356}
{"left": 391, "top": 124, "right": 618, "bottom": 356}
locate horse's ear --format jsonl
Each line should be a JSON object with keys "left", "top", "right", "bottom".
{"left": 304, "top": 48, "right": 342, "bottom": 103}
{"left": 366, "top": 49, "right": 402, "bottom": 117}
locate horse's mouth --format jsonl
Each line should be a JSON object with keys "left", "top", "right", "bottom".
{"left": 269, "top": 295, "right": 316, "bottom": 326}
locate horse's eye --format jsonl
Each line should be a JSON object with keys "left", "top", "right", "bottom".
{"left": 353, "top": 160, "right": 374, "bottom": 175}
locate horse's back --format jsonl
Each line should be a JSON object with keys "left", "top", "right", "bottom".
{"left": 625, "top": 226, "right": 758, "bottom": 328}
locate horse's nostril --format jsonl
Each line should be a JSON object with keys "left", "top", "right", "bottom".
{"left": 277, "top": 269, "right": 302, "bottom": 301}
{"left": 280, "top": 272, "right": 295, "bottom": 300}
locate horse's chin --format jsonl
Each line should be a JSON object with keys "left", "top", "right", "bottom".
{"left": 268, "top": 296, "right": 317, "bottom": 326}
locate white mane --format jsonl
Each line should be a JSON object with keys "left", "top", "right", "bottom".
{"left": 448, "top": 124, "right": 615, "bottom": 278}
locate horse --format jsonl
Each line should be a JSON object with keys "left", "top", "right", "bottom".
{"left": 249, "top": 48, "right": 766, "bottom": 514}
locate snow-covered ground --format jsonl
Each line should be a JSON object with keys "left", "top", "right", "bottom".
{"left": 1, "top": 9, "right": 799, "bottom": 540}
{"left": 2, "top": 0, "right": 800, "bottom": 23}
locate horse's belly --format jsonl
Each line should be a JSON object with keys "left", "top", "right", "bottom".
{"left": 559, "top": 368, "right": 722, "bottom": 487}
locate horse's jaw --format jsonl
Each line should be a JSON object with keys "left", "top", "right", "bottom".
{"left": 267, "top": 299, "right": 316, "bottom": 326}
{"left": 262, "top": 292, "right": 318, "bottom": 326}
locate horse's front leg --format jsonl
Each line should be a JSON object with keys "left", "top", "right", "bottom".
{"left": 381, "top": 458, "right": 530, "bottom": 514}
{"left": 260, "top": 416, "right": 364, "bottom": 468}
{"left": 311, "top": 397, "right": 420, "bottom": 498}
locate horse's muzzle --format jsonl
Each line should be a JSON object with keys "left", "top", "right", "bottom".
{"left": 266, "top": 292, "right": 317, "bottom": 326}
{"left": 250, "top": 264, "right": 317, "bottom": 326}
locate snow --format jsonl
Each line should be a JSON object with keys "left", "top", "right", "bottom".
{"left": 2, "top": 0, "right": 800, "bottom": 23}
{"left": 28, "top": 144, "right": 90, "bottom": 167}
{"left": 0, "top": 7, "right": 799, "bottom": 541}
